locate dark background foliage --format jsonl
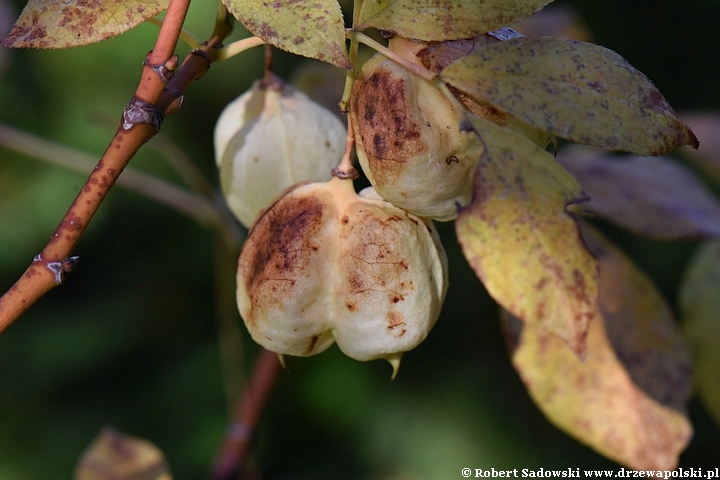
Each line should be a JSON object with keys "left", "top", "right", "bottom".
{"left": 1, "top": 0, "right": 719, "bottom": 478}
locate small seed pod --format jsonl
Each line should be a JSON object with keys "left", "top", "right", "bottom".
{"left": 236, "top": 177, "right": 448, "bottom": 378}
{"left": 350, "top": 34, "right": 552, "bottom": 221}
{"left": 214, "top": 76, "right": 346, "bottom": 228}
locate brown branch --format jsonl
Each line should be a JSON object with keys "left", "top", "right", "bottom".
{"left": 0, "top": 0, "right": 235, "bottom": 334}
{"left": 211, "top": 348, "right": 283, "bottom": 480}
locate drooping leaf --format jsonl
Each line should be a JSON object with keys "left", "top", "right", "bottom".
{"left": 503, "top": 225, "right": 692, "bottom": 470}
{"left": 456, "top": 114, "right": 597, "bottom": 356}
{"left": 224, "top": 0, "right": 350, "bottom": 69}
{"left": 355, "top": 0, "right": 553, "bottom": 42}
{"left": 442, "top": 36, "right": 699, "bottom": 155}
{"left": 558, "top": 146, "right": 720, "bottom": 239}
{"left": 679, "top": 240, "right": 720, "bottom": 427}
{"left": 1, "top": 0, "right": 168, "bottom": 49}
{"left": 678, "top": 112, "right": 720, "bottom": 184}
{"left": 74, "top": 427, "right": 172, "bottom": 480}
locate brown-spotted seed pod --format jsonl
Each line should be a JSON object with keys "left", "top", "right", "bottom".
{"left": 350, "top": 33, "right": 553, "bottom": 221}
{"left": 214, "top": 77, "right": 346, "bottom": 228}
{"left": 236, "top": 177, "right": 448, "bottom": 378}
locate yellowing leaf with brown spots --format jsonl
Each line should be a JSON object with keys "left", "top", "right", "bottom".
{"left": 74, "top": 427, "right": 172, "bottom": 480}
{"left": 558, "top": 146, "right": 720, "bottom": 240}
{"left": 503, "top": 225, "right": 692, "bottom": 470}
{"left": 679, "top": 240, "right": 720, "bottom": 428}
{"left": 442, "top": 36, "right": 699, "bottom": 155}
{"left": 1, "top": 0, "right": 168, "bottom": 49}
{"left": 456, "top": 114, "right": 597, "bottom": 356}
{"left": 356, "top": 0, "right": 553, "bottom": 41}
{"left": 224, "top": 0, "right": 350, "bottom": 69}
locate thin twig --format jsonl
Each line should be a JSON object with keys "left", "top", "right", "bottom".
{"left": 148, "top": 16, "right": 201, "bottom": 49}
{"left": 212, "top": 230, "right": 246, "bottom": 417}
{"left": 0, "top": 0, "right": 232, "bottom": 333}
{"left": 350, "top": 30, "right": 436, "bottom": 82}
{"left": 0, "top": 123, "right": 221, "bottom": 228}
{"left": 211, "top": 348, "right": 282, "bottom": 480}
{"left": 147, "top": 133, "right": 217, "bottom": 197}
{"left": 135, "top": 0, "right": 191, "bottom": 104}
{"left": 216, "top": 36, "right": 265, "bottom": 62}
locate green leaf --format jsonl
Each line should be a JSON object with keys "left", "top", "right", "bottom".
{"left": 456, "top": 114, "right": 597, "bottom": 356}
{"left": 679, "top": 240, "right": 720, "bottom": 428}
{"left": 1, "top": 0, "right": 168, "bottom": 49}
{"left": 558, "top": 146, "right": 720, "bottom": 239}
{"left": 503, "top": 225, "right": 692, "bottom": 470}
{"left": 74, "top": 427, "right": 172, "bottom": 480}
{"left": 355, "top": 0, "right": 553, "bottom": 41}
{"left": 442, "top": 36, "right": 699, "bottom": 155}
{"left": 224, "top": 0, "right": 350, "bottom": 69}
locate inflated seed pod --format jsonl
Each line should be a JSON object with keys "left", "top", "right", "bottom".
{"left": 350, "top": 33, "right": 552, "bottom": 221}
{"left": 236, "top": 177, "right": 448, "bottom": 378}
{"left": 214, "top": 77, "right": 346, "bottom": 228}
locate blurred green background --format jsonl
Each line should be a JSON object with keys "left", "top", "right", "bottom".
{"left": 1, "top": 0, "right": 720, "bottom": 478}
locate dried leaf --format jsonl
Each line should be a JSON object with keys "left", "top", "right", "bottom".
{"left": 1, "top": 0, "right": 168, "bottom": 49}
{"left": 678, "top": 112, "right": 720, "bottom": 184}
{"left": 224, "top": 0, "right": 350, "bottom": 69}
{"left": 558, "top": 146, "right": 720, "bottom": 239}
{"left": 679, "top": 240, "right": 720, "bottom": 427}
{"left": 355, "top": 0, "right": 553, "bottom": 41}
{"left": 74, "top": 427, "right": 172, "bottom": 480}
{"left": 456, "top": 114, "right": 597, "bottom": 356}
{"left": 504, "top": 225, "right": 692, "bottom": 470}
{"left": 442, "top": 36, "right": 699, "bottom": 156}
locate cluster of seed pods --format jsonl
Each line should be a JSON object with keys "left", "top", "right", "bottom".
{"left": 215, "top": 31, "right": 544, "bottom": 375}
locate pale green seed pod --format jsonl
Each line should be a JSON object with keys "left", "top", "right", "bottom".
{"left": 214, "top": 78, "right": 346, "bottom": 228}
{"left": 236, "top": 177, "right": 448, "bottom": 378}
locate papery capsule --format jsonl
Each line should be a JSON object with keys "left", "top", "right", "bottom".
{"left": 236, "top": 177, "right": 448, "bottom": 378}
{"left": 215, "top": 77, "right": 346, "bottom": 227}
{"left": 350, "top": 34, "right": 552, "bottom": 221}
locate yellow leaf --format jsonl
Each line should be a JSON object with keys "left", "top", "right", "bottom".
{"left": 1, "top": 0, "right": 168, "bottom": 49}
{"left": 679, "top": 240, "right": 720, "bottom": 427}
{"left": 558, "top": 146, "right": 720, "bottom": 239}
{"left": 356, "top": 0, "right": 553, "bottom": 41}
{"left": 442, "top": 37, "right": 699, "bottom": 155}
{"left": 74, "top": 427, "right": 172, "bottom": 480}
{"left": 504, "top": 225, "right": 693, "bottom": 470}
{"left": 224, "top": 0, "right": 350, "bottom": 69}
{"left": 456, "top": 114, "right": 597, "bottom": 356}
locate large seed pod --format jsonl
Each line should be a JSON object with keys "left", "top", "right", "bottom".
{"left": 350, "top": 34, "right": 553, "bottom": 221}
{"left": 236, "top": 177, "right": 448, "bottom": 377}
{"left": 214, "top": 77, "right": 346, "bottom": 228}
